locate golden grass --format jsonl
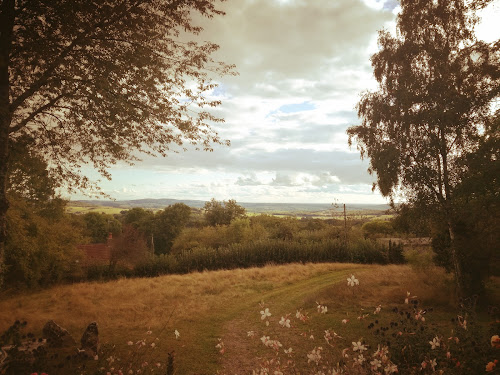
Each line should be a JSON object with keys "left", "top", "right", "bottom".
{"left": 1, "top": 263, "right": 495, "bottom": 374}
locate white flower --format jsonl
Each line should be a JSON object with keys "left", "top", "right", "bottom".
{"left": 260, "top": 307, "right": 271, "bottom": 320}
{"left": 370, "top": 358, "right": 382, "bottom": 371}
{"left": 430, "top": 358, "right": 437, "bottom": 371}
{"left": 284, "top": 347, "right": 293, "bottom": 354}
{"left": 174, "top": 330, "right": 180, "bottom": 339}
{"left": 320, "top": 305, "right": 327, "bottom": 314}
{"left": 429, "top": 336, "right": 440, "bottom": 349}
{"left": 374, "top": 305, "right": 381, "bottom": 314}
{"left": 352, "top": 341, "right": 367, "bottom": 352}
{"left": 355, "top": 354, "right": 366, "bottom": 365}
{"left": 260, "top": 335, "right": 270, "bottom": 345}
{"left": 279, "top": 316, "right": 291, "bottom": 328}
{"left": 127, "top": 341, "right": 133, "bottom": 346}
{"left": 347, "top": 275, "right": 359, "bottom": 287}
{"left": 374, "top": 344, "right": 389, "bottom": 359}
{"left": 307, "top": 347, "right": 323, "bottom": 365}
{"left": 384, "top": 363, "right": 398, "bottom": 374}
{"left": 247, "top": 331, "right": 255, "bottom": 337}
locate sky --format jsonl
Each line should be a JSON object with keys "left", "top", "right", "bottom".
{"left": 70, "top": 0, "right": 500, "bottom": 204}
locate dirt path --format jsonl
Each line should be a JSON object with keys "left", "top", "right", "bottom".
{"left": 216, "top": 267, "right": 366, "bottom": 374}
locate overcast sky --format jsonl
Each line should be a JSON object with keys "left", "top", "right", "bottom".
{"left": 70, "top": 0, "right": 500, "bottom": 204}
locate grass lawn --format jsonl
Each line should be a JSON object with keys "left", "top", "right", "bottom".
{"left": 0, "top": 263, "right": 497, "bottom": 374}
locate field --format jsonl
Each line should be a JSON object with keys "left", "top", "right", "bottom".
{"left": 2, "top": 263, "right": 496, "bottom": 374}
{"left": 66, "top": 199, "right": 392, "bottom": 219}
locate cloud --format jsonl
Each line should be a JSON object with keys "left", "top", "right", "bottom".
{"left": 71, "top": 0, "right": 396, "bottom": 204}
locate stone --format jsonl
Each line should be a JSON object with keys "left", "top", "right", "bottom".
{"left": 42, "top": 320, "right": 76, "bottom": 348}
{"left": 80, "top": 322, "right": 99, "bottom": 356}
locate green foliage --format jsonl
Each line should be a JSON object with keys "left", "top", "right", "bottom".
{"left": 404, "top": 249, "right": 435, "bottom": 273}
{"left": 152, "top": 203, "right": 191, "bottom": 254}
{"left": 5, "top": 198, "right": 84, "bottom": 288}
{"left": 203, "top": 198, "right": 246, "bottom": 226}
{"left": 362, "top": 220, "right": 395, "bottom": 238}
{"left": 135, "top": 238, "right": 391, "bottom": 278}
{"left": 347, "top": 0, "right": 500, "bottom": 296}
{"left": 82, "top": 212, "right": 122, "bottom": 243}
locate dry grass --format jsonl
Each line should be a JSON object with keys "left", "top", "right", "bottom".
{"left": 1, "top": 263, "right": 493, "bottom": 374}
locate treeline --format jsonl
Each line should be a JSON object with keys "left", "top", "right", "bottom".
{"left": 4, "top": 195, "right": 406, "bottom": 288}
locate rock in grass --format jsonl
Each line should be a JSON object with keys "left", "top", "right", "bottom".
{"left": 42, "top": 320, "right": 76, "bottom": 348}
{"left": 80, "top": 322, "right": 99, "bottom": 355}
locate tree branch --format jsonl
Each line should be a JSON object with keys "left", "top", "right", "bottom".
{"left": 9, "top": 93, "right": 65, "bottom": 133}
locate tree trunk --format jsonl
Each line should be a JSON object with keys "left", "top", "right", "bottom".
{"left": 447, "top": 219, "right": 465, "bottom": 297}
{"left": 0, "top": 0, "right": 15, "bottom": 287}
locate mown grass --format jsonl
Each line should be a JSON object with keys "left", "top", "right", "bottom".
{"left": 0, "top": 263, "right": 496, "bottom": 374}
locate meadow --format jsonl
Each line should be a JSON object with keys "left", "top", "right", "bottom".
{"left": 1, "top": 262, "right": 497, "bottom": 374}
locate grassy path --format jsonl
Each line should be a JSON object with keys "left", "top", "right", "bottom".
{"left": 0, "top": 263, "right": 468, "bottom": 374}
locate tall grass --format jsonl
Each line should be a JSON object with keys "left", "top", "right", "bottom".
{"left": 89, "top": 238, "right": 404, "bottom": 280}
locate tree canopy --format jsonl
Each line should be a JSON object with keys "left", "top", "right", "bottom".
{"left": 204, "top": 198, "right": 246, "bottom": 226}
{"left": 347, "top": 0, "right": 500, "bottom": 295}
{"left": 0, "top": 0, "right": 235, "bottom": 286}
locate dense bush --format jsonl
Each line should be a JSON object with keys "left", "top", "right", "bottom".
{"left": 89, "top": 238, "right": 397, "bottom": 280}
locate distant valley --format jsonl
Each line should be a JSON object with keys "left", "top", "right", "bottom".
{"left": 68, "top": 198, "right": 392, "bottom": 218}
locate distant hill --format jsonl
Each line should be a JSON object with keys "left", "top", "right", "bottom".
{"left": 69, "top": 198, "right": 391, "bottom": 217}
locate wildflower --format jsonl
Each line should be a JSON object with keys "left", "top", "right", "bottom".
{"left": 261, "top": 335, "right": 270, "bottom": 345}
{"left": 150, "top": 342, "right": 156, "bottom": 348}
{"left": 174, "top": 330, "right": 180, "bottom": 339}
{"left": 384, "top": 363, "right": 398, "bottom": 374}
{"left": 320, "top": 305, "right": 327, "bottom": 314}
{"left": 415, "top": 310, "right": 425, "bottom": 322}
{"left": 146, "top": 330, "right": 152, "bottom": 335}
{"left": 347, "top": 275, "right": 359, "bottom": 287}
{"left": 457, "top": 315, "right": 467, "bottom": 330}
{"left": 430, "top": 358, "right": 437, "bottom": 371}
{"left": 284, "top": 347, "right": 293, "bottom": 354}
{"left": 279, "top": 316, "right": 291, "bottom": 328}
{"left": 352, "top": 341, "right": 367, "bottom": 352}
{"left": 156, "top": 363, "right": 161, "bottom": 368}
{"left": 374, "top": 305, "right": 381, "bottom": 314}
{"left": 216, "top": 338, "right": 225, "bottom": 354}
{"left": 370, "top": 358, "right": 382, "bottom": 371}
{"left": 127, "top": 341, "right": 133, "bottom": 346}
{"left": 342, "top": 319, "right": 348, "bottom": 324}
{"left": 260, "top": 307, "right": 271, "bottom": 320}
{"left": 421, "top": 360, "right": 427, "bottom": 369}
{"left": 307, "top": 347, "right": 323, "bottom": 365}
{"left": 247, "top": 330, "right": 256, "bottom": 337}
{"left": 270, "top": 340, "right": 283, "bottom": 351}
{"left": 486, "top": 360, "right": 498, "bottom": 372}
{"left": 310, "top": 334, "right": 315, "bottom": 340}
{"left": 355, "top": 354, "right": 366, "bottom": 365}
{"left": 374, "top": 344, "right": 389, "bottom": 359}
{"left": 429, "top": 336, "right": 440, "bottom": 349}
{"left": 491, "top": 335, "right": 500, "bottom": 348}
{"left": 342, "top": 348, "right": 349, "bottom": 358}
